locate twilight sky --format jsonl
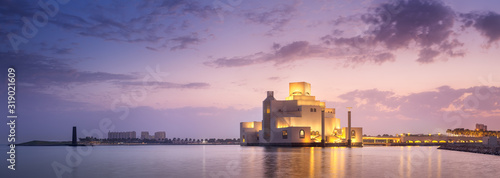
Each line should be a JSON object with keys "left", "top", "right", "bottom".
{"left": 1, "top": 0, "right": 500, "bottom": 143}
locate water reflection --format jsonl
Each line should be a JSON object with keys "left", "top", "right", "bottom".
{"left": 2, "top": 146, "right": 498, "bottom": 177}
{"left": 437, "top": 149, "right": 441, "bottom": 178}
{"left": 407, "top": 146, "right": 412, "bottom": 178}
{"left": 263, "top": 147, "right": 277, "bottom": 177}
{"left": 260, "top": 147, "right": 353, "bottom": 177}
{"left": 257, "top": 146, "right": 451, "bottom": 178}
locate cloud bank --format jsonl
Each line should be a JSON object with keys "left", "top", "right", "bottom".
{"left": 206, "top": 0, "right": 500, "bottom": 68}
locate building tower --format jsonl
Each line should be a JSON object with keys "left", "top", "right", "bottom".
{"left": 72, "top": 126, "right": 77, "bottom": 146}
{"left": 347, "top": 107, "right": 352, "bottom": 147}
{"left": 263, "top": 91, "right": 275, "bottom": 142}
{"left": 321, "top": 109, "right": 325, "bottom": 146}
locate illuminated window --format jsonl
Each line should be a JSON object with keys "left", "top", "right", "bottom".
{"left": 242, "top": 135, "right": 245, "bottom": 143}
{"left": 282, "top": 130, "right": 288, "bottom": 139}
{"left": 299, "top": 129, "right": 305, "bottom": 138}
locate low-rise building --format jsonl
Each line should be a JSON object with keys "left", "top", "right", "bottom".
{"left": 108, "top": 131, "right": 136, "bottom": 139}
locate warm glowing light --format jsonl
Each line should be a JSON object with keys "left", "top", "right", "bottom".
{"left": 288, "top": 82, "right": 311, "bottom": 97}
{"left": 242, "top": 122, "right": 255, "bottom": 128}
{"left": 276, "top": 125, "right": 289, "bottom": 128}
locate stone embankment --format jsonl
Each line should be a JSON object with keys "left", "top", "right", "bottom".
{"left": 438, "top": 144, "right": 500, "bottom": 156}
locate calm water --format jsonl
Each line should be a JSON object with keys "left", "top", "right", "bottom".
{"left": 1, "top": 145, "right": 499, "bottom": 178}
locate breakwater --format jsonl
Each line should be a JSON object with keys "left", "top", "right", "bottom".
{"left": 438, "top": 144, "right": 500, "bottom": 156}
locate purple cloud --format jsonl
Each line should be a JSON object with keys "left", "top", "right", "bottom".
{"left": 169, "top": 33, "right": 203, "bottom": 50}
{"left": 116, "top": 81, "right": 210, "bottom": 90}
{"left": 0, "top": 51, "right": 136, "bottom": 88}
{"left": 323, "top": 0, "right": 463, "bottom": 64}
{"left": 417, "top": 48, "right": 440, "bottom": 63}
{"left": 461, "top": 11, "right": 500, "bottom": 44}
{"left": 204, "top": 41, "right": 335, "bottom": 68}
{"left": 243, "top": 2, "right": 298, "bottom": 35}
{"left": 331, "top": 85, "right": 500, "bottom": 134}
{"left": 19, "top": 1, "right": 219, "bottom": 51}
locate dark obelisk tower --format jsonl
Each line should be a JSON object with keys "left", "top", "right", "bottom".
{"left": 347, "top": 107, "right": 352, "bottom": 148}
{"left": 72, "top": 126, "right": 77, "bottom": 146}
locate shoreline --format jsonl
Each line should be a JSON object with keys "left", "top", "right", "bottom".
{"left": 12, "top": 140, "right": 496, "bottom": 150}
{"left": 438, "top": 144, "right": 500, "bottom": 156}
{"left": 12, "top": 140, "right": 240, "bottom": 146}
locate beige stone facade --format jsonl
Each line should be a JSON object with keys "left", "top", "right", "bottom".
{"left": 240, "top": 82, "right": 362, "bottom": 146}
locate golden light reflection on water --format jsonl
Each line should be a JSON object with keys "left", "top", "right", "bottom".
{"left": 256, "top": 146, "right": 450, "bottom": 178}
{"left": 407, "top": 146, "right": 412, "bottom": 178}
{"left": 310, "top": 147, "right": 314, "bottom": 178}
{"left": 428, "top": 147, "right": 433, "bottom": 178}
{"left": 7, "top": 145, "right": 495, "bottom": 177}
{"left": 339, "top": 147, "right": 345, "bottom": 177}
{"left": 331, "top": 147, "right": 339, "bottom": 177}
{"left": 437, "top": 149, "right": 442, "bottom": 178}
{"left": 400, "top": 147, "right": 404, "bottom": 176}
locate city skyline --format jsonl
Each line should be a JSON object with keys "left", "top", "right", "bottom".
{"left": 1, "top": 0, "right": 500, "bottom": 144}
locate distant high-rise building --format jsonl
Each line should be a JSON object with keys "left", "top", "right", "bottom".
{"left": 154, "top": 131, "right": 166, "bottom": 141}
{"left": 141, "top": 131, "right": 152, "bottom": 140}
{"left": 108, "top": 131, "right": 136, "bottom": 139}
{"left": 476, "top": 123, "right": 487, "bottom": 131}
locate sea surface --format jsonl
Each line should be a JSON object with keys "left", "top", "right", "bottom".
{"left": 1, "top": 145, "right": 499, "bottom": 178}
